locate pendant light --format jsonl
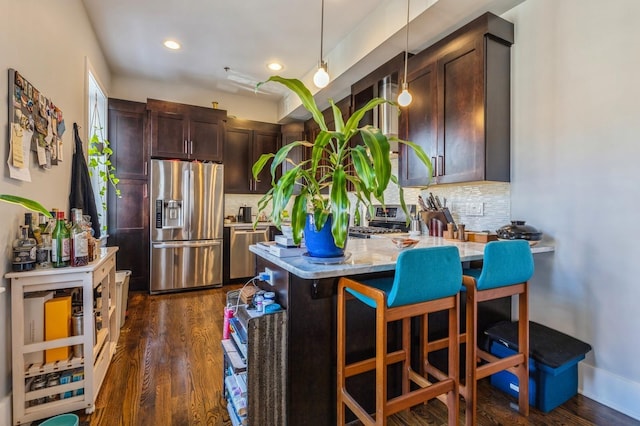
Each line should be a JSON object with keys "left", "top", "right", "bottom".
{"left": 313, "top": 0, "right": 330, "bottom": 88}
{"left": 397, "top": 0, "right": 412, "bottom": 107}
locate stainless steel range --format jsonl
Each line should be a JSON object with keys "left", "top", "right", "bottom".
{"left": 349, "top": 204, "right": 416, "bottom": 238}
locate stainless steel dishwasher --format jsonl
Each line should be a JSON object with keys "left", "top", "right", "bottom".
{"left": 229, "top": 225, "right": 269, "bottom": 279}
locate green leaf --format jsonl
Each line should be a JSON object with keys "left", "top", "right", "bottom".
{"left": 344, "top": 98, "right": 387, "bottom": 135}
{"left": 394, "top": 137, "right": 434, "bottom": 181}
{"left": 291, "top": 194, "right": 308, "bottom": 245}
{"left": 390, "top": 174, "right": 410, "bottom": 226}
{"left": 252, "top": 152, "right": 276, "bottom": 180}
{"left": 257, "top": 76, "right": 326, "bottom": 131}
{"left": 311, "top": 131, "right": 332, "bottom": 172}
{"left": 360, "top": 126, "right": 391, "bottom": 196}
{"left": 350, "top": 145, "right": 375, "bottom": 191}
{"left": 0, "top": 195, "right": 52, "bottom": 217}
{"left": 268, "top": 140, "right": 311, "bottom": 180}
{"left": 330, "top": 166, "right": 349, "bottom": 248}
{"left": 329, "top": 100, "right": 345, "bottom": 134}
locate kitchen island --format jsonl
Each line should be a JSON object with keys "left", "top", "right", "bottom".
{"left": 249, "top": 236, "right": 553, "bottom": 425}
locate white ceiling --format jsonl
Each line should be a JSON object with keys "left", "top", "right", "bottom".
{"left": 81, "top": 0, "right": 524, "bottom": 118}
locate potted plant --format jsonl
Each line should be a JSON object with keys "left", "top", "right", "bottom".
{"left": 252, "top": 76, "right": 432, "bottom": 257}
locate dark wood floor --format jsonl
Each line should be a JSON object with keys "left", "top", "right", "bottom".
{"left": 76, "top": 286, "right": 638, "bottom": 426}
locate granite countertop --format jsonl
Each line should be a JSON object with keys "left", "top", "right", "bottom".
{"left": 224, "top": 221, "right": 272, "bottom": 228}
{"left": 249, "top": 234, "right": 554, "bottom": 279}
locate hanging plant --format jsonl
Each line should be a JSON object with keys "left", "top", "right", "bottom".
{"left": 88, "top": 98, "right": 120, "bottom": 232}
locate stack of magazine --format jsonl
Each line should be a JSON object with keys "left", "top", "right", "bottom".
{"left": 257, "top": 235, "right": 306, "bottom": 258}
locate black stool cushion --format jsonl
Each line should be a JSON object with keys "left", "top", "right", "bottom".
{"left": 484, "top": 321, "right": 592, "bottom": 368}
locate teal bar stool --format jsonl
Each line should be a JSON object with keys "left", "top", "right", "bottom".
{"left": 460, "top": 240, "right": 534, "bottom": 426}
{"left": 337, "top": 246, "right": 462, "bottom": 426}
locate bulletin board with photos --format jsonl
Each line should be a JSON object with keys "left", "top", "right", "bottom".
{"left": 7, "top": 68, "right": 66, "bottom": 182}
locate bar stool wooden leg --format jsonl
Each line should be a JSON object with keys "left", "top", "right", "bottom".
{"left": 464, "top": 282, "right": 478, "bottom": 426}
{"left": 447, "top": 293, "right": 460, "bottom": 426}
{"left": 516, "top": 289, "right": 529, "bottom": 416}
{"left": 376, "top": 304, "right": 387, "bottom": 426}
{"left": 337, "top": 284, "right": 347, "bottom": 426}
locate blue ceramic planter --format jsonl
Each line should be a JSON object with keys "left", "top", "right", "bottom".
{"left": 304, "top": 214, "right": 345, "bottom": 258}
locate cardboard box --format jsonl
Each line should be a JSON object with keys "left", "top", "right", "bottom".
{"left": 44, "top": 296, "right": 72, "bottom": 363}
{"left": 23, "top": 291, "right": 54, "bottom": 365}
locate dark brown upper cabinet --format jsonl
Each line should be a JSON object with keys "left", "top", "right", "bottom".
{"left": 224, "top": 118, "right": 281, "bottom": 194}
{"left": 399, "top": 12, "right": 514, "bottom": 187}
{"left": 147, "top": 99, "right": 226, "bottom": 162}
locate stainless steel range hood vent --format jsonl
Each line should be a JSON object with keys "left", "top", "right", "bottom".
{"left": 378, "top": 75, "right": 399, "bottom": 152}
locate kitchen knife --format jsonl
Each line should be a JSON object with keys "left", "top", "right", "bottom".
{"left": 434, "top": 194, "right": 444, "bottom": 210}
{"left": 429, "top": 193, "right": 439, "bottom": 210}
{"left": 441, "top": 207, "right": 458, "bottom": 232}
{"left": 417, "top": 195, "right": 429, "bottom": 211}
{"left": 425, "top": 195, "right": 436, "bottom": 210}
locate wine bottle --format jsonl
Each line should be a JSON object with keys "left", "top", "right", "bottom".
{"left": 71, "top": 208, "right": 89, "bottom": 267}
{"left": 51, "top": 211, "right": 70, "bottom": 268}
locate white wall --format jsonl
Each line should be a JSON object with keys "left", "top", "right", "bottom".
{"left": 0, "top": 0, "right": 110, "bottom": 423}
{"left": 503, "top": 0, "right": 640, "bottom": 419}
{"left": 111, "top": 75, "right": 280, "bottom": 123}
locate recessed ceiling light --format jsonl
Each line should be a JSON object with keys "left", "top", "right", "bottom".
{"left": 267, "top": 62, "right": 283, "bottom": 71}
{"left": 163, "top": 40, "right": 181, "bottom": 50}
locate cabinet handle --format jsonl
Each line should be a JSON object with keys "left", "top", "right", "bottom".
{"left": 144, "top": 183, "right": 148, "bottom": 198}
{"left": 438, "top": 156, "right": 444, "bottom": 176}
{"left": 190, "top": 140, "right": 193, "bottom": 155}
{"left": 431, "top": 157, "right": 437, "bottom": 177}
{"left": 184, "top": 140, "right": 188, "bottom": 154}
{"left": 144, "top": 161, "right": 148, "bottom": 176}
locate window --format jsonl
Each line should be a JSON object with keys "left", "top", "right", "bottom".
{"left": 86, "top": 62, "right": 108, "bottom": 236}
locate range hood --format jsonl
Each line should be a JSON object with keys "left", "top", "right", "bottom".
{"left": 378, "top": 75, "right": 399, "bottom": 153}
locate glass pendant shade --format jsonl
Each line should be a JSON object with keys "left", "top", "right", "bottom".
{"left": 313, "top": 61, "right": 330, "bottom": 88}
{"left": 398, "top": 83, "right": 412, "bottom": 107}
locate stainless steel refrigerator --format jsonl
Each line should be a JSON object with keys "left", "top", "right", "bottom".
{"left": 150, "top": 159, "right": 224, "bottom": 293}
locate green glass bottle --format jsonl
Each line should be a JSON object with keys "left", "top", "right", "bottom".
{"left": 51, "top": 211, "right": 70, "bottom": 268}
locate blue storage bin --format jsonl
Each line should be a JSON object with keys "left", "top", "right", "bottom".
{"left": 485, "top": 321, "right": 591, "bottom": 413}
{"left": 489, "top": 341, "right": 537, "bottom": 407}
{"left": 536, "top": 353, "right": 585, "bottom": 412}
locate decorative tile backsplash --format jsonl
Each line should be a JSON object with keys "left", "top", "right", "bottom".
{"left": 225, "top": 158, "right": 511, "bottom": 232}
{"left": 382, "top": 158, "right": 511, "bottom": 232}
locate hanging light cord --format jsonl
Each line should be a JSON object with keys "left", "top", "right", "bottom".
{"left": 320, "top": 0, "right": 325, "bottom": 64}
{"left": 403, "top": 0, "right": 410, "bottom": 86}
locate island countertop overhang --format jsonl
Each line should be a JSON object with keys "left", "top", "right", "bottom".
{"left": 249, "top": 235, "right": 554, "bottom": 280}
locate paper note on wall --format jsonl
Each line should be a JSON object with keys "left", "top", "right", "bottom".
{"left": 7, "top": 122, "right": 32, "bottom": 181}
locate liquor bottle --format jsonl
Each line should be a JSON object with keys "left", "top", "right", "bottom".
{"left": 51, "top": 211, "right": 70, "bottom": 268}
{"left": 38, "top": 213, "right": 49, "bottom": 233}
{"left": 12, "top": 225, "right": 37, "bottom": 272}
{"left": 70, "top": 208, "right": 89, "bottom": 267}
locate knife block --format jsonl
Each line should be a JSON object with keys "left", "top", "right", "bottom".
{"left": 420, "top": 211, "right": 448, "bottom": 236}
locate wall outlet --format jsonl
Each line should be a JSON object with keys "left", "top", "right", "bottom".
{"left": 467, "top": 202, "right": 484, "bottom": 216}
{"left": 263, "top": 267, "right": 275, "bottom": 286}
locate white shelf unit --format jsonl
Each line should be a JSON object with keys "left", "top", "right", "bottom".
{"left": 6, "top": 247, "right": 119, "bottom": 426}
{"left": 221, "top": 303, "right": 287, "bottom": 426}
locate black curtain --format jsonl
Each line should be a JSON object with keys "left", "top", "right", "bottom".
{"left": 69, "top": 122, "right": 101, "bottom": 238}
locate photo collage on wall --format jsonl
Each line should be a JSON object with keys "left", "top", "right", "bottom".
{"left": 7, "top": 68, "right": 65, "bottom": 182}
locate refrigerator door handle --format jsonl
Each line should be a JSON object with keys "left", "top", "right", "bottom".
{"left": 182, "top": 166, "right": 191, "bottom": 238}
{"left": 153, "top": 240, "right": 222, "bottom": 249}
{"left": 188, "top": 168, "right": 195, "bottom": 238}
